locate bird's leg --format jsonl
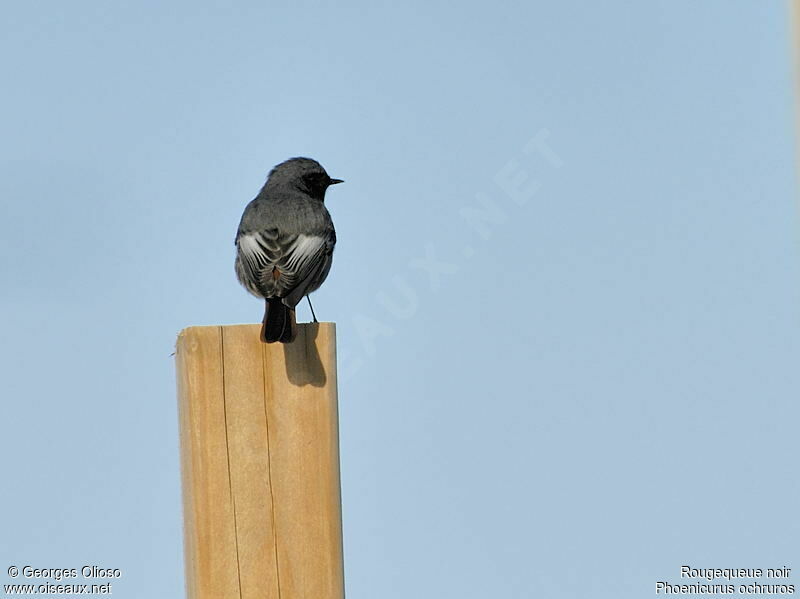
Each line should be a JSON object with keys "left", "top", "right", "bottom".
{"left": 306, "top": 295, "right": 318, "bottom": 323}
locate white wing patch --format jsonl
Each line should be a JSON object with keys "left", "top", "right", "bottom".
{"left": 238, "top": 232, "right": 280, "bottom": 291}
{"left": 238, "top": 233, "right": 270, "bottom": 268}
{"left": 236, "top": 231, "right": 332, "bottom": 301}
{"left": 284, "top": 234, "right": 326, "bottom": 272}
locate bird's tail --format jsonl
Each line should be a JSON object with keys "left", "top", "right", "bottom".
{"left": 261, "top": 298, "right": 297, "bottom": 343}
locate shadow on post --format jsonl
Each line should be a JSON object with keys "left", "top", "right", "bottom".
{"left": 283, "top": 322, "right": 327, "bottom": 387}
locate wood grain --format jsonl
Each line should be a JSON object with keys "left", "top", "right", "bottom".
{"left": 176, "top": 323, "right": 343, "bottom": 599}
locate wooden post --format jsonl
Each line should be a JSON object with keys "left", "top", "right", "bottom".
{"left": 175, "top": 323, "right": 344, "bottom": 599}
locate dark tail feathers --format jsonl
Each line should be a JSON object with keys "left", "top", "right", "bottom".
{"left": 261, "top": 298, "right": 297, "bottom": 343}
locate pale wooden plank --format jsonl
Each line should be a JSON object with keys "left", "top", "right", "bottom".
{"left": 220, "top": 325, "right": 280, "bottom": 599}
{"left": 177, "top": 322, "right": 343, "bottom": 599}
{"left": 176, "top": 326, "right": 241, "bottom": 599}
{"left": 264, "top": 323, "right": 344, "bottom": 599}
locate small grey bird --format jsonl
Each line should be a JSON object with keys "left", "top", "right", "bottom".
{"left": 235, "top": 157, "right": 342, "bottom": 343}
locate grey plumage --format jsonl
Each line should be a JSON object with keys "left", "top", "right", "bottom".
{"left": 235, "top": 157, "right": 341, "bottom": 342}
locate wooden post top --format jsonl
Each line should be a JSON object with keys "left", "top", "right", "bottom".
{"left": 175, "top": 321, "right": 343, "bottom": 599}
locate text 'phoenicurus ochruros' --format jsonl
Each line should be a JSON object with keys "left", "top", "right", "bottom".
{"left": 235, "top": 157, "right": 342, "bottom": 343}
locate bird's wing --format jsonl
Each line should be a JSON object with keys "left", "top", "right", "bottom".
{"left": 235, "top": 228, "right": 280, "bottom": 296}
{"left": 236, "top": 229, "right": 334, "bottom": 304}
{"left": 281, "top": 237, "right": 334, "bottom": 307}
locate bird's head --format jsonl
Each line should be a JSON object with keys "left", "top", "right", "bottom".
{"left": 266, "top": 157, "right": 343, "bottom": 201}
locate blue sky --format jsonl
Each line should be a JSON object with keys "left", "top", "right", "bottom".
{"left": 2, "top": 2, "right": 799, "bottom": 597}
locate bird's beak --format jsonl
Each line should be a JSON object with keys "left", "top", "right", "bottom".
{"left": 328, "top": 178, "right": 344, "bottom": 185}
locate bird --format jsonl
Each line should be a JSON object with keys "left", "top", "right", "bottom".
{"left": 235, "top": 157, "right": 342, "bottom": 343}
